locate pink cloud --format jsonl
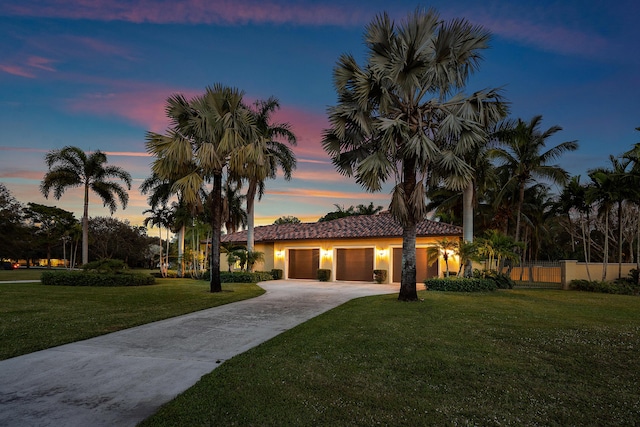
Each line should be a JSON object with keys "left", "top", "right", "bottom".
{"left": 0, "top": 64, "right": 35, "bottom": 78}
{"left": 66, "top": 83, "right": 199, "bottom": 133}
{"left": 1, "top": 0, "right": 369, "bottom": 27}
{"left": 26, "top": 56, "right": 57, "bottom": 72}
{"left": 0, "top": 168, "right": 45, "bottom": 180}
{"left": 266, "top": 187, "right": 387, "bottom": 201}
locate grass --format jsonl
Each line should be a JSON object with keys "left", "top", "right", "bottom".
{"left": 141, "top": 289, "right": 640, "bottom": 426}
{"left": 0, "top": 278, "right": 264, "bottom": 360}
{"left": 0, "top": 267, "right": 44, "bottom": 281}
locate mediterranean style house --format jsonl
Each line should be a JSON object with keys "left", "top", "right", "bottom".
{"left": 221, "top": 211, "right": 462, "bottom": 284}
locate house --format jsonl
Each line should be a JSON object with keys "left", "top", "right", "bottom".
{"left": 221, "top": 211, "right": 462, "bottom": 283}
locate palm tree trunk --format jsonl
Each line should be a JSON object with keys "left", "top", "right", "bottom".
{"left": 210, "top": 172, "right": 223, "bottom": 292}
{"left": 581, "top": 214, "right": 592, "bottom": 281}
{"left": 462, "top": 182, "right": 474, "bottom": 277}
{"left": 618, "top": 202, "right": 623, "bottom": 279}
{"left": 515, "top": 182, "right": 525, "bottom": 243}
{"left": 602, "top": 211, "right": 609, "bottom": 281}
{"left": 82, "top": 183, "right": 89, "bottom": 265}
{"left": 398, "top": 160, "right": 418, "bottom": 302}
{"left": 246, "top": 180, "right": 258, "bottom": 253}
{"left": 399, "top": 221, "right": 418, "bottom": 301}
{"left": 177, "top": 225, "right": 185, "bottom": 278}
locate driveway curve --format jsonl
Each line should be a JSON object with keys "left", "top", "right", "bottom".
{"left": 0, "top": 280, "right": 397, "bottom": 427}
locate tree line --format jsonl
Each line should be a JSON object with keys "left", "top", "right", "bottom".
{"left": 2, "top": 8, "right": 638, "bottom": 301}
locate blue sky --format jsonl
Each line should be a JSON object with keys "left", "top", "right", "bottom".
{"left": 1, "top": 0, "right": 638, "bottom": 227}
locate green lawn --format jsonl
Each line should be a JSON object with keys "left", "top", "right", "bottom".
{"left": 141, "top": 289, "right": 640, "bottom": 426}
{"left": 0, "top": 279, "right": 264, "bottom": 360}
{"left": 0, "top": 267, "right": 45, "bottom": 282}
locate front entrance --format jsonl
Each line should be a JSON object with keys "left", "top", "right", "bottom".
{"left": 392, "top": 247, "right": 439, "bottom": 283}
{"left": 335, "top": 248, "right": 374, "bottom": 281}
{"left": 288, "top": 249, "right": 319, "bottom": 279}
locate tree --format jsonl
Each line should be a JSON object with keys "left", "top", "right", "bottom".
{"left": 146, "top": 85, "right": 256, "bottom": 292}
{"left": 0, "top": 183, "right": 25, "bottom": 260}
{"left": 237, "top": 97, "right": 297, "bottom": 253}
{"left": 588, "top": 156, "right": 634, "bottom": 280}
{"left": 40, "top": 146, "right": 132, "bottom": 265}
{"left": 143, "top": 205, "right": 173, "bottom": 277}
{"left": 89, "top": 217, "right": 154, "bottom": 266}
{"left": 490, "top": 115, "right": 578, "bottom": 243}
{"left": 427, "top": 238, "right": 459, "bottom": 277}
{"left": 222, "top": 179, "right": 247, "bottom": 234}
{"left": 274, "top": 215, "right": 301, "bottom": 225}
{"left": 322, "top": 8, "right": 504, "bottom": 300}
{"left": 318, "top": 202, "right": 383, "bottom": 222}
{"left": 23, "top": 203, "right": 77, "bottom": 267}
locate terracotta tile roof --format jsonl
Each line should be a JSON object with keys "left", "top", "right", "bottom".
{"left": 222, "top": 211, "right": 462, "bottom": 244}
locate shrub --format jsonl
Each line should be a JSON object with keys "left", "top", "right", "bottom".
{"left": 200, "top": 271, "right": 274, "bottom": 283}
{"left": 474, "top": 270, "right": 515, "bottom": 289}
{"left": 41, "top": 271, "right": 155, "bottom": 287}
{"left": 373, "top": 269, "right": 387, "bottom": 284}
{"left": 81, "top": 258, "right": 127, "bottom": 273}
{"left": 317, "top": 269, "right": 331, "bottom": 282}
{"left": 425, "top": 277, "right": 496, "bottom": 292}
{"left": 570, "top": 279, "right": 640, "bottom": 296}
{"left": 271, "top": 269, "right": 283, "bottom": 280}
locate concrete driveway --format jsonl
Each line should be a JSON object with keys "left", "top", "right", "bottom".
{"left": 0, "top": 280, "right": 397, "bottom": 426}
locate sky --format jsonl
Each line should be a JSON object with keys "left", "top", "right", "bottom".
{"left": 1, "top": 0, "right": 639, "bottom": 228}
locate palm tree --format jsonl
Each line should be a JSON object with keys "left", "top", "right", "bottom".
{"left": 622, "top": 131, "right": 640, "bottom": 282}
{"left": 222, "top": 179, "right": 247, "bottom": 234}
{"left": 489, "top": 115, "right": 578, "bottom": 243}
{"left": 322, "top": 8, "right": 504, "bottom": 300}
{"left": 234, "top": 97, "right": 297, "bottom": 253}
{"left": 146, "top": 84, "right": 256, "bottom": 292}
{"left": 40, "top": 146, "right": 132, "bottom": 265}
{"left": 588, "top": 156, "right": 634, "bottom": 280}
{"left": 142, "top": 205, "right": 173, "bottom": 277}
{"left": 427, "top": 238, "right": 459, "bottom": 277}
{"left": 558, "top": 175, "right": 592, "bottom": 279}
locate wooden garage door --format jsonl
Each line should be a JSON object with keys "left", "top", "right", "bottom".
{"left": 392, "top": 247, "right": 438, "bottom": 283}
{"left": 336, "top": 248, "right": 374, "bottom": 281}
{"left": 288, "top": 249, "right": 319, "bottom": 279}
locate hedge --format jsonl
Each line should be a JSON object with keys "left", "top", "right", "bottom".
{"left": 570, "top": 279, "right": 640, "bottom": 296}
{"left": 41, "top": 271, "right": 156, "bottom": 287}
{"left": 201, "top": 271, "right": 274, "bottom": 283}
{"left": 425, "top": 277, "right": 496, "bottom": 292}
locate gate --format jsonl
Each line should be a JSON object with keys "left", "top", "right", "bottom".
{"left": 510, "top": 261, "right": 562, "bottom": 288}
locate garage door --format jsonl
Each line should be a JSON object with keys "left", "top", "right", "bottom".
{"left": 336, "top": 248, "right": 374, "bottom": 281}
{"left": 288, "top": 249, "right": 319, "bottom": 279}
{"left": 392, "top": 247, "right": 439, "bottom": 283}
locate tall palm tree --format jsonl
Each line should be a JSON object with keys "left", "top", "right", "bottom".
{"left": 322, "top": 8, "right": 504, "bottom": 300}
{"left": 146, "top": 85, "right": 256, "bottom": 292}
{"left": 40, "top": 146, "right": 132, "bottom": 265}
{"left": 489, "top": 115, "right": 578, "bottom": 244}
{"left": 622, "top": 130, "right": 640, "bottom": 282}
{"left": 588, "top": 155, "right": 634, "bottom": 279}
{"left": 234, "top": 97, "right": 296, "bottom": 253}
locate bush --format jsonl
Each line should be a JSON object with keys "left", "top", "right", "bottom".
{"left": 570, "top": 279, "right": 640, "bottom": 296}
{"left": 373, "top": 269, "right": 387, "bottom": 284}
{"left": 317, "top": 269, "right": 331, "bottom": 282}
{"left": 474, "top": 270, "right": 515, "bottom": 289}
{"left": 200, "top": 270, "right": 274, "bottom": 283}
{"left": 41, "top": 271, "right": 155, "bottom": 287}
{"left": 425, "top": 277, "right": 496, "bottom": 292}
{"left": 151, "top": 270, "right": 178, "bottom": 278}
{"left": 81, "top": 259, "right": 127, "bottom": 273}
{"left": 271, "top": 269, "right": 283, "bottom": 280}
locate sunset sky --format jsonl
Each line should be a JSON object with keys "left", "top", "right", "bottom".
{"left": 1, "top": 0, "right": 638, "bottom": 228}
